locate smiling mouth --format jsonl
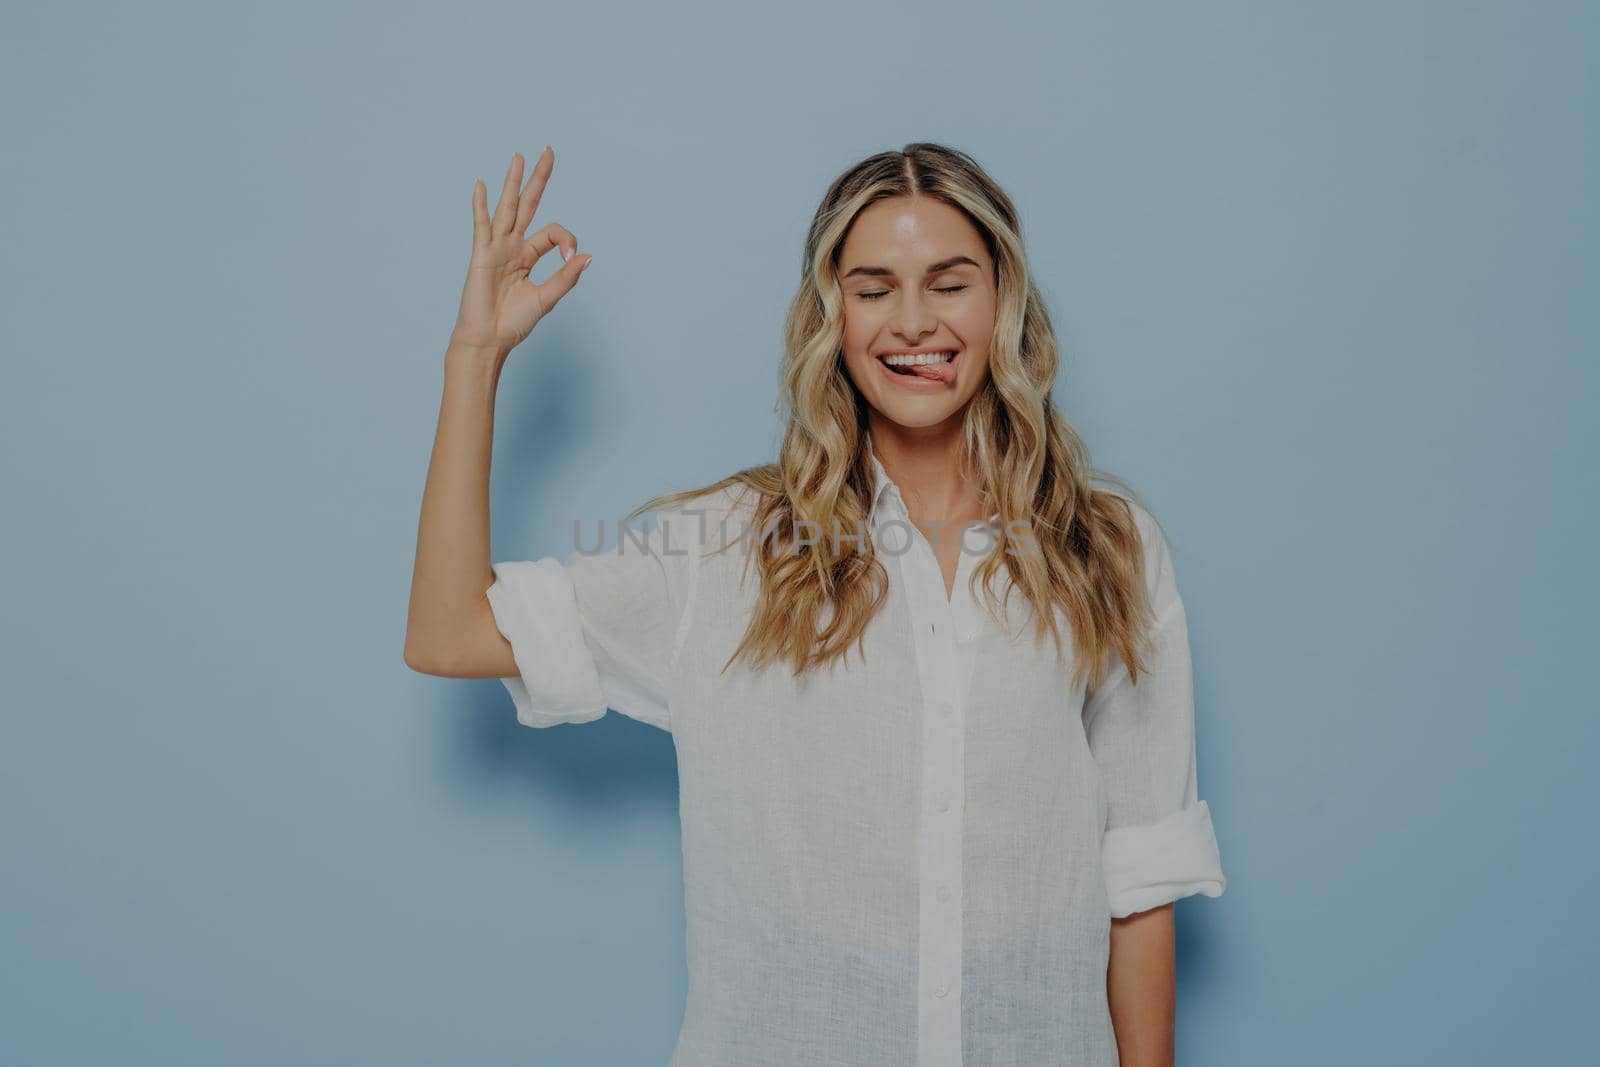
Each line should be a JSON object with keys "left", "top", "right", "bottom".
{"left": 877, "top": 349, "right": 960, "bottom": 384}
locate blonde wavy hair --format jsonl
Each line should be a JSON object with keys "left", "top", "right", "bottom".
{"left": 628, "top": 142, "right": 1162, "bottom": 693}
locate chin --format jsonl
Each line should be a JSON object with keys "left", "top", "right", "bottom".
{"left": 870, "top": 393, "right": 971, "bottom": 429}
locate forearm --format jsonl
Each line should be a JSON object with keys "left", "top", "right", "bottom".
{"left": 1106, "top": 902, "right": 1176, "bottom": 1067}
{"left": 403, "top": 341, "right": 507, "bottom": 671}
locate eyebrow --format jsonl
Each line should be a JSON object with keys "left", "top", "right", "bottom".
{"left": 841, "top": 255, "right": 981, "bottom": 280}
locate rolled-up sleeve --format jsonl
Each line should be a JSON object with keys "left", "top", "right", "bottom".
{"left": 1084, "top": 500, "right": 1226, "bottom": 918}
{"left": 485, "top": 508, "right": 702, "bottom": 734}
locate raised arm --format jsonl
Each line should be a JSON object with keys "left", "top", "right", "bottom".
{"left": 403, "top": 146, "right": 593, "bottom": 678}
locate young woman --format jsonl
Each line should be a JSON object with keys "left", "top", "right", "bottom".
{"left": 405, "top": 142, "right": 1227, "bottom": 1066}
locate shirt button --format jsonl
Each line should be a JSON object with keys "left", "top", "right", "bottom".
{"left": 937, "top": 885, "right": 951, "bottom": 902}
{"left": 933, "top": 983, "right": 949, "bottom": 999}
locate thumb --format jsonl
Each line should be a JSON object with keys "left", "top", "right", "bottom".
{"left": 539, "top": 251, "right": 593, "bottom": 308}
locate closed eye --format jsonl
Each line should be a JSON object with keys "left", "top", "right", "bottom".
{"left": 857, "top": 285, "right": 969, "bottom": 301}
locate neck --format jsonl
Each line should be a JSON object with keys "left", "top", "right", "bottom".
{"left": 867, "top": 416, "right": 986, "bottom": 524}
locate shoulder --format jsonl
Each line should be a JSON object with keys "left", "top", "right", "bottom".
{"left": 1093, "top": 487, "right": 1164, "bottom": 551}
{"left": 643, "top": 482, "right": 762, "bottom": 560}
{"left": 1093, "top": 487, "right": 1176, "bottom": 599}
{"left": 656, "top": 481, "right": 756, "bottom": 524}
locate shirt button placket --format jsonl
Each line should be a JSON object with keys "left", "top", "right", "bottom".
{"left": 910, "top": 540, "right": 964, "bottom": 1067}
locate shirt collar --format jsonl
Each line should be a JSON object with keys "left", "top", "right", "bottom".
{"left": 864, "top": 439, "right": 903, "bottom": 526}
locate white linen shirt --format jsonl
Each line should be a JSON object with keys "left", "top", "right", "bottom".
{"left": 485, "top": 449, "right": 1226, "bottom": 1066}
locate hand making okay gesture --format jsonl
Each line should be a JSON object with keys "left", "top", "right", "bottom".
{"left": 449, "top": 145, "right": 593, "bottom": 356}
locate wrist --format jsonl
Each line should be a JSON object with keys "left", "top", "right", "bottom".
{"left": 445, "top": 333, "right": 509, "bottom": 367}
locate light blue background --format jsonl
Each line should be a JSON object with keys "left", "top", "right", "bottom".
{"left": 3, "top": 1, "right": 1594, "bottom": 1063}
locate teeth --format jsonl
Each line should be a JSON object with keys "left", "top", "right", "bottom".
{"left": 883, "top": 351, "right": 956, "bottom": 366}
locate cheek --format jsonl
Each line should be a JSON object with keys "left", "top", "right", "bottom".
{"left": 842, "top": 306, "right": 877, "bottom": 350}
{"left": 953, "top": 296, "right": 997, "bottom": 342}
{"left": 841, "top": 311, "right": 887, "bottom": 381}
{"left": 838, "top": 313, "right": 875, "bottom": 380}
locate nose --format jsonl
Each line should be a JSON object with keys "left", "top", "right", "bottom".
{"left": 891, "top": 287, "right": 938, "bottom": 342}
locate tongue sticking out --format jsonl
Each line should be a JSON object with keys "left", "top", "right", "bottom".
{"left": 892, "top": 355, "right": 957, "bottom": 385}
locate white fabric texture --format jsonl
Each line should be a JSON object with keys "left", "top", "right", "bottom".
{"left": 486, "top": 448, "right": 1227, "bottom": 1066}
